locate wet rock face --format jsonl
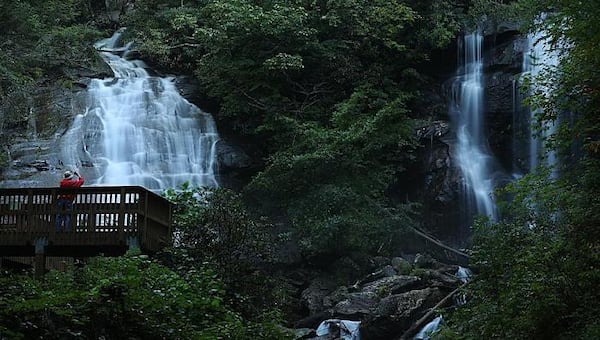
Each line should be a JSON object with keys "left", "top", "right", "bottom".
{"left": 0, "top": 85, "right": 87, "bottom": 188}
{"left": 399, "top": 122, "right": 463, "bottom": 243}
{"left": 292, "top": 255, "right": 463, "bottom": 340}
{"left": 214, "top": 139, "right": 257, "bottom": 190}
{"left": 484, "top": 33, "right": 528, "bottom": 71}
{"left": 486, "top": 72, "right": 516, "bottom": 114}
{"left": 484, "top": 34, "right": 529, "bottom": 170}
{"left": 0, "top": 44, "right": 113, "bottom": 187}
{"left": 216, "top": 140, "right": 252, "bottom": 171}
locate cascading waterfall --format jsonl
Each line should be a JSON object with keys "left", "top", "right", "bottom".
{"left": 60, "top": 30, "right": 219, "bottom": 190}
{"left": 414, "top": 316, "right": 443, "bottom": 340}
{"left": 450, "top": 32, "right": 498, "bottom": 223}
{"left": 520, "top": 28, "right": 561, "bottom": 174}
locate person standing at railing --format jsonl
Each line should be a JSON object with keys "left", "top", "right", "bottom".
{"left": 56, "top": 170, "right": 84, "bottom": 232}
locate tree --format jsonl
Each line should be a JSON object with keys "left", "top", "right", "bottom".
{"left": 247, "top": 85, "right": 418, "bottom": 257}
{"left": 0, "top": 0, "right": 103, "bottom": 98}
{"left": 0, "top": 253, "right": 290, "bottom": 339}
{"left": 164, "top": 184, "right": 274, "bottom": 275}
{"left": 123, "top": 0, "right": 466, "bottom": 260}
{"left": 163, "top": 184, "right": 286, "bottom": 318}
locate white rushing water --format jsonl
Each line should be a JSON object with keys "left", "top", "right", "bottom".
{"left": 450, "top": 32, "right": 498, "bottom": 222}
{"left": 414, "top": 316, "right": 443, "bottom": 340}
{"left": 59, "top": 30, "right": 219, "bottom": 190}
{"left": 521, "top": 28, "right": 561, "bottom": 173}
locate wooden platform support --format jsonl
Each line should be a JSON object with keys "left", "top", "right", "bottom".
{"left": 34, "top": 237, "right": 48, "bottom": 279}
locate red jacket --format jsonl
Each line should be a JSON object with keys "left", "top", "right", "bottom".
{"left": 59, "top": 176, "right": 84, "bottom": 201}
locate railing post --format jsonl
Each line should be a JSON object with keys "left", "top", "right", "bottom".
{"left": 88, "top": 192, "right": 96, "bottom": 235}
{"left": 34, "top": 237, "right": 48, "bottom": 280}
{"left": 50, "top": 188, "right": 57, "bottom": 238}
{"left": 119, "top": 188, "right": 126, "bottom": 240}
{"left": 26, "top": 189, "right": 33, "bottom": 234}
{"left": 142, "top": 189, "right": 149, "bottom": 249}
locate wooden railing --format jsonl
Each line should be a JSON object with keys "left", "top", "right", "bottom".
{"left": 0, "top": 186, "right": 172, "bottom": 256}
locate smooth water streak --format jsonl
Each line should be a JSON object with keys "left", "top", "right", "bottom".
{"left": 522, "top": 29, "right": 561, "bottom": 173}
{"left": 451, "top": 32, "right": 498, "bottom": 222}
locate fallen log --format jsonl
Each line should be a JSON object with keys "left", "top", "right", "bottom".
{"left": 364, "top": 196, "right": 470, "bottom": 260}
{"left": 410, "top": 227, "right": 470, "bottom": 259}
{"left": 398, "top": 282, "right": 469, "bottom": 340}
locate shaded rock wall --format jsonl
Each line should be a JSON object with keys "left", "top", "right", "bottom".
{"left": 483, "top": 31, "right": 528, "bottom": 171}
{"left": 0, "top": 85, "right": 88, "bottom": 187}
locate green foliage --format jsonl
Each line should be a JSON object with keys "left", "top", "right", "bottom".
{"left": 288, "top": 184, "right": 415, "bottom": 257}
{"left": 164, "top": 184, "right": 274, "bottom": 272}
{"left": 440, "top": 2, "right": 600, "bottom": 337}
{"left": 442, "top": 170, "right": 599, "bottom": 339}
{"left": 0, "top": 254, "right": 291, "bottom": 339}
{"left": 408, "top": 0, "right": 467, "bottom": 48}
{"left": 122, "top": 1, "right": 466, "bottom": 261}
{"left": 163, "top": 184, "right": 288, "bottom": 318}
{"left": 124, "top": 0, "right": 464, "bottom": 135}
{"left": 0, "top": 0, "right": 103, "bottom": 98}
{"left": 442, "top": 2, "right": 600, "bottom": 325}
{"left": 246, "top": 85, "right": 419, "bottom": 257}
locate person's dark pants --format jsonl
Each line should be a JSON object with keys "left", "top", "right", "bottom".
{"left": 56, "top": 198, "right": 73, "bottom": 232}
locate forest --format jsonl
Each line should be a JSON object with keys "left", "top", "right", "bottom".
{"left": 0, "top": 0, "right": 598, "bottom": 339}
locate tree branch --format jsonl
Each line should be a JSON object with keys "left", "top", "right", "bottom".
{"left": 398, "top": 282, "right": 470, "bottom": 340}
{"left": 166, "top": 42, "right": 201, "bottom": 49}
{"left": 364, "top": 196, "right": 470, "bottom": 260}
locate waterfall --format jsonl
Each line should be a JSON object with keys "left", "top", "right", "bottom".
{"left": 60, "top": 30, "right": 219, "bottom": 190}
{"left": 414, "top": 316, "right": 443, "bottom": 340}
{"left": 456, "top": 266, "right": 473, "bottom": 283}
{"left": 450, "top": 32, "right": 498, "bottom": 223}
{"left": 520, "top": 28, "right": 561, "bottom": 174}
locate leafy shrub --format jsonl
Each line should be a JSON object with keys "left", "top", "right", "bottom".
{"left": 0, "top": 253, "right": 291, "bottom": 339}
{"left": 442, "top": 169, "right": 600, "bottom": 339}
{"left": 164, "top": 184, "right": 274, "bottom": 274}
{"left": 163, "top": 184, "right": 288, "bottom": 318}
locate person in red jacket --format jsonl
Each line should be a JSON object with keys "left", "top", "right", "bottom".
{"left": 56, "top": 170, "right": 84, "bottom": 232}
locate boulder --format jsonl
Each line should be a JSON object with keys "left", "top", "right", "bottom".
{"left": 215, "top": 140, "right": 252, "bottom": 172}
{"left": 391, "top": 257, "right": 413, "bottom": 275}
{"left": 414, "top": 253, "right": 440, "bottom": 269}
{"left": 361, "top": 275, "right": 422, "bottom": 296}
{"left": 333, "top": 291, "right": 379, "bottom": 318}
{"left": 360, "top": 288, "right": 445, "bottom": 340}
{"left": 301, "top": 278, "right": 337, "bottom": 315}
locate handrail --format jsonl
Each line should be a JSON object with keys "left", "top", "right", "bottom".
{"left": 0, "top": 186, "right": 173, "bottom": 255}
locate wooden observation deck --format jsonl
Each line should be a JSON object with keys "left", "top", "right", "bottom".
{"left": 0, "top": 186, "right": 173, "bottom": 275}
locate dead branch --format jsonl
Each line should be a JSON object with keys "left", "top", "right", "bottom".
{"left": 398, "top": 282, "right": 469, "bottom": 340}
